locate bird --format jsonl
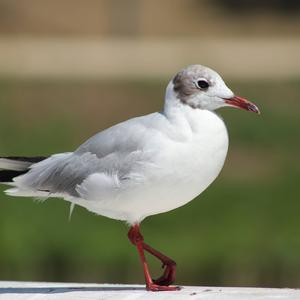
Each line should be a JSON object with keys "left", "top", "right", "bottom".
{"left": 0, "top": 64, "right": 259, "bottom": 292}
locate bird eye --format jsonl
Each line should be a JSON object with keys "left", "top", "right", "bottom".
{"left": 195, "top": 79, "right": 209, "bottom": 89}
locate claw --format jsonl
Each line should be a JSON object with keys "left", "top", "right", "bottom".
{"left": 147, "top": 283, "right": 181, "bottom": 292}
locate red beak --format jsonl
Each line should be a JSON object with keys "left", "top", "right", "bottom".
{"left": 224, "top": 95, "right": 260, "bottom": 114}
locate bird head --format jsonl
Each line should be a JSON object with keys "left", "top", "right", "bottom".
{"left": 166, "top": 64, "right": 260, "bottom": 114}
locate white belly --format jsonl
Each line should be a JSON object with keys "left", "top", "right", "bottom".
{"left": 76, "top": 111, "right": 229, "bottom": 224}
{"left": 129, "top": 118, "right": 228, "bottom": 222}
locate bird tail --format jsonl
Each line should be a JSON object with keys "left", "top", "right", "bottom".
{"left": 0, "top": 156, "right": 47, "bottom": 184}
{"left": 0, "top": 154, "right": 76, "bottom": 217}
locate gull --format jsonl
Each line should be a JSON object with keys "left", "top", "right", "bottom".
{"left": 0, "top": 64, "right": 259, "bottom": 291}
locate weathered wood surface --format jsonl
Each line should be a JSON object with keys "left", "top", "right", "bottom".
{"left": 0, "top": 281, "right": 299, "bottom": 300}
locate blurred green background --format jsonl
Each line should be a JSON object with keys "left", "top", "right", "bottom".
{"left": 0, "top": 0, "right": 299, "bottom": 289}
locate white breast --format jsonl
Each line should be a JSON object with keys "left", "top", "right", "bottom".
{"left": 137, "top": 110, "right": 228, "bottom": 219}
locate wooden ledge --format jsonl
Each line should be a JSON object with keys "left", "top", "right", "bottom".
{"left": 0, "top": 281, "right": 299, "bottom": 299}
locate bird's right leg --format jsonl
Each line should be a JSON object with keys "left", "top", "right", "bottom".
{"left": 142, "top": 242, "right": 177, "bottom": 286}
{"left": 128, "top": 224, "right": 180, "bottom": 292}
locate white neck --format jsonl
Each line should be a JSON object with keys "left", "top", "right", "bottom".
{"left": 163, "top": 81, "right": 185, "bottom": 117}
{"left": 162, "top": 80, "right": 201, "bottom": 136}
{"left": 162, "top": 80, "right": 225, "bottom": 137}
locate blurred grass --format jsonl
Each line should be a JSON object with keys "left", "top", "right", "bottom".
{"left": 0, "top": 78, "right": 299, "bottom": 287}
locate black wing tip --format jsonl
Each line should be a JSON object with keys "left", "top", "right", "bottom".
{"left": 0, "top": 156, "right": 47, "bottom": 163}
{"left": 0, "top": 170, "right": 28, "bottom": 183}
{"left": 0, "top": 156, "right": 47, "bottom": 182}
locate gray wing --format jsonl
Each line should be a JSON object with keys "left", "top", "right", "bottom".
{"left": 12, "top": 112, "right": 167, "bottom": 197}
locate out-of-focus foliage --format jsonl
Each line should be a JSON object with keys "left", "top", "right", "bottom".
{"left": 213, "top": 0, "right": 300, "bottom": 13}
{"left": 0, "top": 79, "right": 299, "bottom": 287}
{"left": 0, "top": 0, "right": 299, "bottom": 36}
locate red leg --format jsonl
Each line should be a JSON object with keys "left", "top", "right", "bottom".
{"left": 128, "top": 224, "right": 180, "bottom": 292}
{"left": 143, "top": 242, "right": 177, "bottom": 286}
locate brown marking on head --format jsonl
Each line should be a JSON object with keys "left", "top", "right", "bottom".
{"left": 172, "top": 71, "right": 198, "bottom": 106}
{"left": 172, "top": 65, "right": 212, "bottom": 108}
